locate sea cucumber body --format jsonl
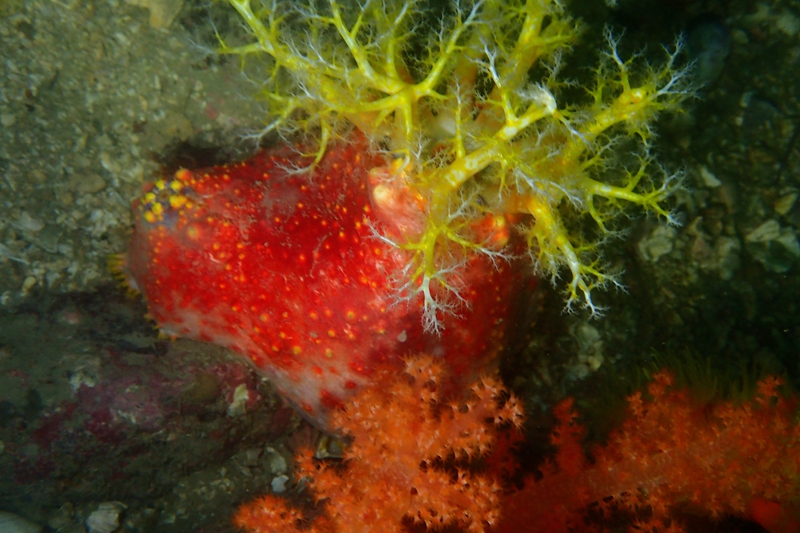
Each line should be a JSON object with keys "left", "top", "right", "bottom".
{"left": 124, "top": 140, "right": 533, "bottom": 426}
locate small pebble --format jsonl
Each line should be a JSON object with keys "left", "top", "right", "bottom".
{"left": 71, "top": 172, "right": 107, "bottom": 194}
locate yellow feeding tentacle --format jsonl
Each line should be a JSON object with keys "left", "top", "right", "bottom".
{"left": 224, "top": 0, "right": 692, "bottom": 328}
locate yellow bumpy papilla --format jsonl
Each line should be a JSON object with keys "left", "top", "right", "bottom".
{"left": 222, "top": 0, "right": 691, "bottom": 328}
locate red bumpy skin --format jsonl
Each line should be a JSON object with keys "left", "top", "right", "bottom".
{"left": 120, "top": 137, "right": 534, "bottom": 427}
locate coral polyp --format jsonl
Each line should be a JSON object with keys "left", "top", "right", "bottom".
{"left": 222, "top": 0, "right": 690, "bottom": 322}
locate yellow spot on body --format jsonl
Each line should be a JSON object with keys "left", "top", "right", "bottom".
{"left": 260, "top": 313, "right": 268, "bottom": 322}
{"left": 327, "top": 330, "right": 336, "bottom": 337}
{"left": 346, "top": 311, "right": 356, "bottom": 321}
{"left": 309, "top": 311, "right": 318, "bottom": 320}
{"left": 279, "top": 332, "right": 287, "bottom": 339}
{"left": 175, "top": 169, "right": 191, "bottom": 181}
{"left": 292, "top": 346, "right": 302, "bottom": 355}
{"left": 169, "top": 195, "right": 187, "bottom": 209}
{"left": 325, "top": 349, "right": 333, "bottom": 358}
{"left": 144, "top": 211, "right": 157, "bottom": 224}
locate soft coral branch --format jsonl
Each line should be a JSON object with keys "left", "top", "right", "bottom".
{"left": 236, "top": 366, "right": 800, "bottom": 533}
{"left": 235, "top": 355, "right": 523, "bottom": 533}
{"left": 498, "top": 371, "right": 800, "bottom": 533}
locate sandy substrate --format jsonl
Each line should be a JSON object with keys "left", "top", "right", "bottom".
{"left": 0, "top": 0, "right": 264, "bottom": 305}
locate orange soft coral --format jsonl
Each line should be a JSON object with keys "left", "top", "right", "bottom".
{"left": 498, "top": 371, "right": 800, "bottom": 533}
{"left": 235, "top": 355, "right": 524, "bottom": 533}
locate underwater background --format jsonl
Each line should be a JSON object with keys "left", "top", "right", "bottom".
{"left": 1, "top": 0, "right": 799, "bottom": 531}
